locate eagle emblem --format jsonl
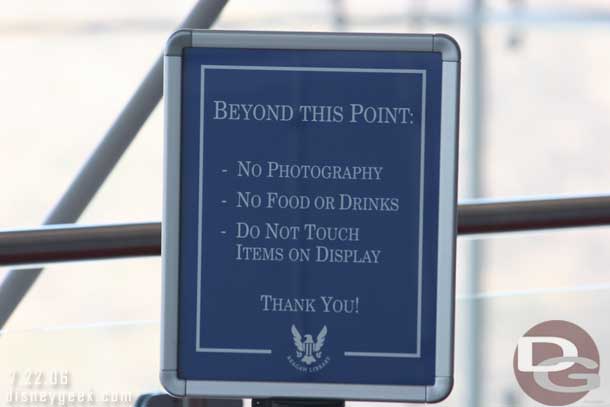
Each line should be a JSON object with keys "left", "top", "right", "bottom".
{"left": 291, "top": 324, "right": 327, "bottom": 365}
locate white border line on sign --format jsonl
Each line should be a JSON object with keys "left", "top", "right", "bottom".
{"left": 196, "top": 65, "right": 426, "bottom": 358}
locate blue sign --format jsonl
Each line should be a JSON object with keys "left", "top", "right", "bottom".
{"left": 162, "top": 30, "right": 460, "bottom": 402}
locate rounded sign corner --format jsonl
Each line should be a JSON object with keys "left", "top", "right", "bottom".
{"left": 433, "top": 34, "right": 461, "bottom": 62}
{"left": 160, "top": 370, "right": 186, "bottom": 397}
{"left": 166, "top": 29, "right": 193, "bottom": 57}
{"left": 426, "top": 376, "right": 454, "bottom": 403}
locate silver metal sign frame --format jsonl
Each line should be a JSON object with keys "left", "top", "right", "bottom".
{"left": 161, "top": 29, "right": 460, "bottom": 402}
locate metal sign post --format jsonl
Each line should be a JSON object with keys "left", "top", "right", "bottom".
{"left": 161, "top": 30, "right": 460, "bottom": 403}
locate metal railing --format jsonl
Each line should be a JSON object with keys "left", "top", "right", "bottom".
{"left": 0, "top": 0, "right": 229, "bottom": 331}
{"left": 1, "top": 194, "right": 609, "bottom": 266}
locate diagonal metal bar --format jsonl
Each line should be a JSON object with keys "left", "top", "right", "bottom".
{"left": 0, "top": 0, "right": 229, "bottom": 330}
{"left": 1, "top": 195, "right": 610, "bottom": 266}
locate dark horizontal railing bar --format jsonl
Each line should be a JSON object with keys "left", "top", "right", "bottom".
{"left": 459, "top": 194, "right": 610, "bottom": 234}
{"left": 0, "top": 222, "right": 161, "bottom": 266}
{"left": 1, "top": 194, "right": 610, "bottom": 266}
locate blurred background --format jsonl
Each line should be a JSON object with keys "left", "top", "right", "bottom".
{"left": 1, "top": 0, "right": 610, "bottom": 406}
